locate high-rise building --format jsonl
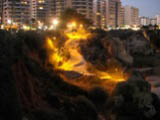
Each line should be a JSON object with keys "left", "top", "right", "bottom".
{"left": 0, "top": 0, "right": 2, "bottom": 24}
{"left": 150, "top": 18, "right": 157, "bottom": 25}
{"left": 93, "top": 0, "right": 107, "bottom": 28}
{"left": 1, "top": 0, "right": 144, "bottom": 29}
{"left": 139, "top": 17, "right": 146, "bottom": 26}
{"left": 93, "top": 0, "right": 121, "bottom": 28}
{"left": 120, "top": 6, "right": 125, "bottom": 26}
{"left": 124, "top": 5, "right": 139, "bottom": 26}
{"left": 106, "top": 0, "right": 121, "bottom": 28}
{"left": 52, "top": 0, "right": 70, "bottom": 17}
{"left": 1, "top": 0, "right": 94, "bottom": 26}
{"left": 30, "top": 0, "right": 50, "bottom": 22}
{"left": 3, "top": 0, "right": 30, "bottom": 25}
{"left": 139, "top": 16, "right": 157, "bottom": 26}
{"left": 155, "top": 15, "right": 160, "bottom": 25}
{"left": 53, "top": 0, "right": 93, "bottom": 20}
{"left": 71, "top": 0, "right": 93, "bottom": 20}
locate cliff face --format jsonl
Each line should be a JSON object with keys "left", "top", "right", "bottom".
{"left": 109, "top": 30, "right": 154, "bottom": 56}
{"left": 0, "top": 30, "right": 160, "bottom": 120}
{"left": 124, "top": 32, "right": 153, "bottom": 56}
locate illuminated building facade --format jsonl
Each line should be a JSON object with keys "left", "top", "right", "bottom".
{"left": 93, "top": 0, "right": 106, "bottom": 28}
{"left": 120, "top": 7, "right": 125, "bottom": 26}
{"left": 124, "top": 5, "right": 139, "bottom": 26}
{"left": 0, "top": 0, "right": 2, "bottom": 24}
{"left": 0, "top": 0, "right": 142, "bottom": 29}
{"left": 52, "top": 0, "right": 67, "bottom": 17}
{"left": 93, "top": 0, "right": 122, "bottom": 28}
{"left": 107, "top": 0, "right": 121, "bottom": 28}
{"left": 1, "top": 0, "right": 94, "bottom": 25}
{"left": 155, "top": 15, "right": 160, "bottom": 25}
{"left": 2, "top": 0, "right": 30, "bottom": 25}
{"left": 71, "top": 0, "right": 93, "bottom": 20}
{"left": 30, "top": 0, "right": 50, "bottom": 22}
{"left": 139, "top": 16, "right": 151, "bottom": 26}
{"left": 53, "top": 0, "right": 93, "bottom": 20}
{"left": 150, "top": 18, "right": 157, "bottom": 26}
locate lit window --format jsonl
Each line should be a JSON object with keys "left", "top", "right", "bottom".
{"left": 38, "top": 0, "right": 45, "bottom": 3}
{"left": 39, "top": 7, "right": 43, "bottom": 10}
{"left": 96, "top": 12, "right": 100, "bottom": 15}
{"left": 21, "top": 1, "right": 27, "bottom": 4}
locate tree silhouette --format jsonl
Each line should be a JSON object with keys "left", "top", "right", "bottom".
{"left": 59, "top": 8, "right": 92, "bottom": 29}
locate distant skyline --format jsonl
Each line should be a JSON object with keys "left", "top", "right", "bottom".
{"left": 121, "top": 0, "right": 160, "bottom": 18}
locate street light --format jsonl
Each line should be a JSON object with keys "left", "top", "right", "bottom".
{"left": 52, "top": 19, "right": 59, "bottom": 26}
{"left": 52, "top": 18, "right": 59, "bottom": 30}
{"left": 67, "top": 22, "right": 77, "bottom": 29}
{"left": 37, "top": 20, "right": 43, "bottom": 30}
{"left": 7, "top": 19, "right": 11, "bottom": 24}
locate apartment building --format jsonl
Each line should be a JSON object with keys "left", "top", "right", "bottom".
{"left": 120, "top": 6, "right": 124, "bottom": 26}
{"left": 2, "top": 0, "right": 30, "bottom": 25}
{"left": 53, "top": 0, "right": 93, "bottom": 20}
{"left": 1, "top": 0, "right": 94, "bottom": 25}
{"left": 2, "top": 0, "right": 51, "bottom": 24}
{"left": 93, "top": 0, "right": 104, "bottom": 28}
{"left": 72, "top": 0, "right": 93, "bottom": 19}
{"left": 0, "top": 0, "right": 2, "bottom": 24}
{"left": 30, "top": 0, "right": 50, "bottom": 22}
{"left": 155, "top": 15, "right": 160, "bottom": 25}
{"left": 107, "top": 0, "right": 121, "bottom": 28}
{"left": 52, "top": 0, "right": 69, "bottom": 17}
{"left": 93, "top": 0, "right": 121, "bottom": 28}
{"left": 124, "top": 5, "right": 139, "bottom": 26}
{"left": 0, "top": 0, "right": 132, "bottom": 29}
{"left": 150, "top": 18, "right": 157, "bottom": 25}
{"left": 139, "top": 16, "right": 151, "bottom": 26}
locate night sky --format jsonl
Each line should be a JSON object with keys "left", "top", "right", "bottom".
{"left": 121, "top": 0, "right": 160, "bottom": 18}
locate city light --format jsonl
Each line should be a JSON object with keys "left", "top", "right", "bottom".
{"left": 71, "top": 22, "right": 77, "bottom": 28}
{"left": 22, "top": 25, "right": 30, "bottom": 31}
{"left": 1, "top": 1, "right": 160, "bottom": 120}
{"left": 50, "top": 18, "right": 59, "bottom": 30}
{"left": 7, "top": 19, "right": 11, "bottom": 24}
{"left": 52, "top": 19, "right": 59, "bottom": 26}
{"left": 37, "top": 21, "right": 44, "bottom": 30}
{"left": 1, "top": 25, "right": 4, "bottom": 29}
{"left": 39, "top": 6, "right": 43, "bottom": 10}
{"left": 44, "top": 26, "right": 48, "bottom": 30}
{"left": 1, "top": 0, "right": 160, "bottom": 31}
{"left": 67, "top": 22, "right": 77, "bottom": 29}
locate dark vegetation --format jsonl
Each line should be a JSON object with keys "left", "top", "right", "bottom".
{"left": 0, "top": 29, "right": 160, "bottom": 120}
{"left": 108, "top": 29, "right": 160, "bottom": 68}
{"left": 59, "top": 8, "right": 92, "bottom": 29}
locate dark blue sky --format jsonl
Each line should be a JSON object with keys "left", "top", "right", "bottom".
{"left": 121, "top": 0, "right": 160, "bottom": 18}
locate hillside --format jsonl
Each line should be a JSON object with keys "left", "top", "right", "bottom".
{"left": 0, "top": 29, "right": 160, "bottom": 120}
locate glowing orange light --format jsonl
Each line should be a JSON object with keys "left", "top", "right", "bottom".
{"left": 45, "top": 23, "right": 128, "bottom": 91}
